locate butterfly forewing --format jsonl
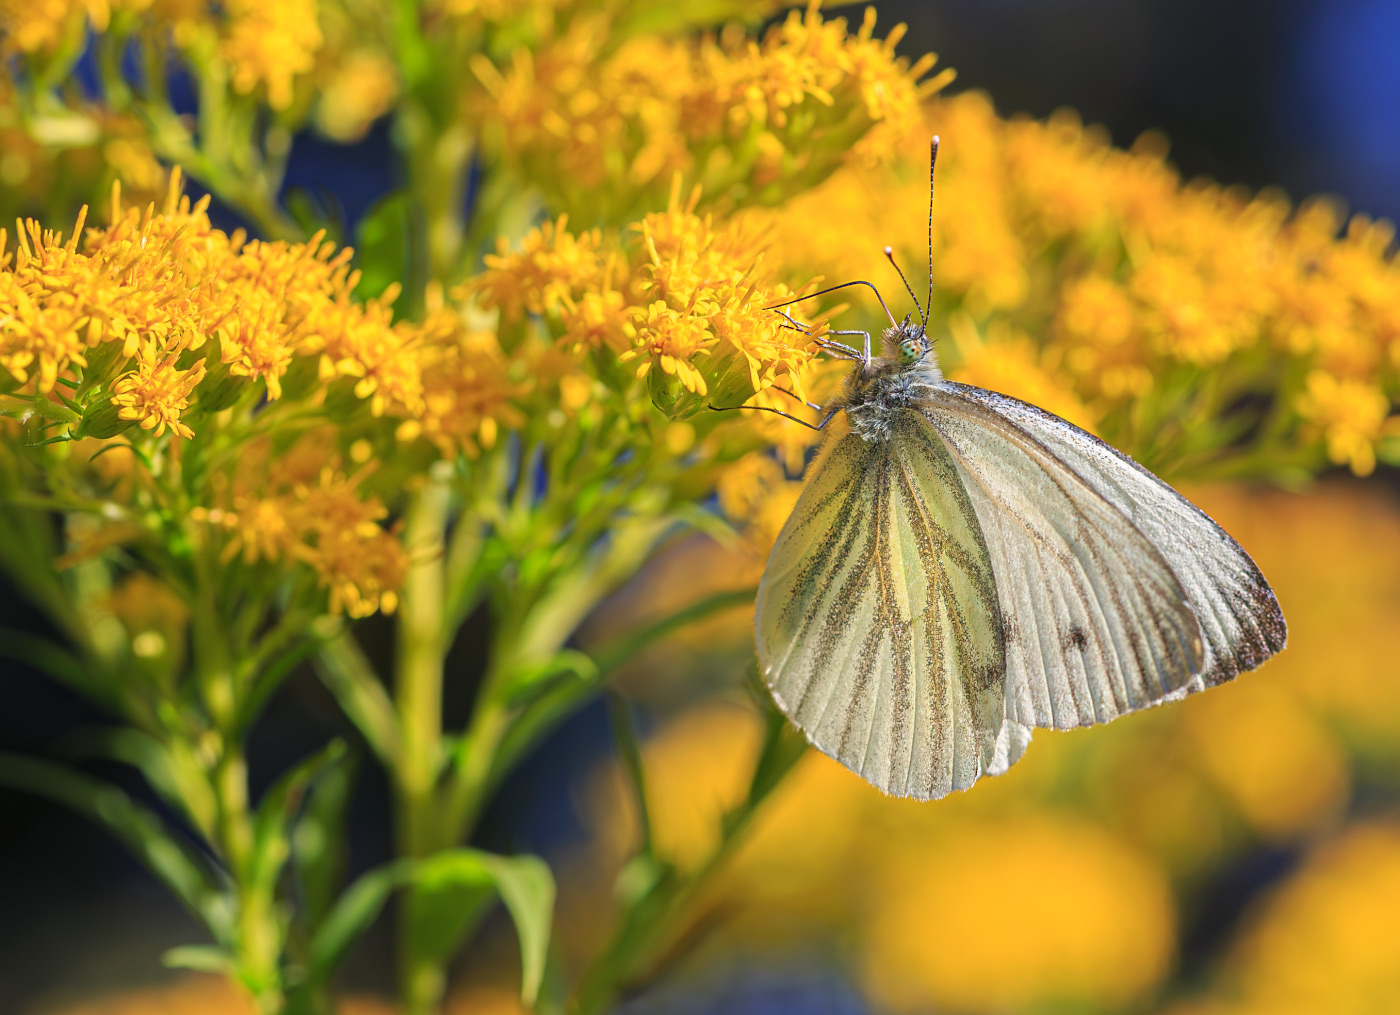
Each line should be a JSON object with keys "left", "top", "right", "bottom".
{"left": 920, "top": 383, "right": 1218, "bottom": 732}
{"left": 756, "top": 410, "right": 1006, "bottom": 799}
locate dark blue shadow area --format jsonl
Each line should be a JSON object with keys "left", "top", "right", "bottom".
{"left": 616, "top": 966, "right": 869, "bottom": 1015}
{"left": 1280, "top": 0, "right": 1400, "bottom": 223}
{"left": 279, "top": 116, "right": 401, "bottom": 243}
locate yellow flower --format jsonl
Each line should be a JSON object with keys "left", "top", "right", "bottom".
{"left": 1295, "top": 370, "right": 1392, "bottom": 476}
{"left": 947, "top": 317, "right": 1098, "bottom": 431}
{"left": 1221, "top": 824, "right": 1400, "bottom": 1014}
{"left": 476, "top": 215, "right": 611, "bottom": 321}
{"left": 0, "top": 0, "right": 107, "bottom": 54}
{"left": 1182, "top": 677, "right": 1348, "bottom": 840}
{"left": 110, "top": 342, "right": 207, "bottom": 438}
{"left": 221, "top": 0, "right": 322, "bottom": 110}
{"left": 399, "top": 288, "right": 528, "bottom": 457}
{"left": 315, "top": 49, "right": 399, "bottom": 142}
{"left": 1, "top": 174, "right": 418, "bottom": 440}
{"left": 860, "top": 816, "right": 1175, "bottom": 1013}
{"left": 200, "top": 436, "right": 406, "bottom": 617}
{"left": 472, "top": 1, "right": 945, "bottom": 217}
{"left": 621, "top": 300, "right": 714, "bottom": 395}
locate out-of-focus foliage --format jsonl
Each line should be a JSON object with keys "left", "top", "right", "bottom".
{"left": 3, "top": 0, "right": 1400, "bottom": 1013}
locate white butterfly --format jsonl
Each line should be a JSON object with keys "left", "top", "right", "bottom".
{"left": 751, "top": 138, "right": 1287, "bottom": 800}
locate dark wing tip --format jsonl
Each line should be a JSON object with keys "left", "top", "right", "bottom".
{"left": 1201, "top": 571, "right": 1288, "bottom": 686}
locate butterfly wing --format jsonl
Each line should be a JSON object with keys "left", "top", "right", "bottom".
{"left": 756, "top": 410, "right": 1007, "bottom": 799}
{"left": 921, "top": 381, "right": 1287, "bottom": 733}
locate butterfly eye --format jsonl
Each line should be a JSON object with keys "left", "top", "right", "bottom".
{"left": 898, "top": 338, "right": 921, "bottom": 365}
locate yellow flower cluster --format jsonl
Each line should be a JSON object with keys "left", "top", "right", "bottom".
{"left": 0, "top": 0, "right": 108, "bottom": 54}
{"left": 193, "top": 432, "right": 407, "bottom": 618}
{"left": 474, "top": 182, "right": 818, "bottom": 417}
{"left": 221, "top": 0, "right": 322, "bottom": 111}
{"left": 397, "top": 285, "right": 528, "bottom": 457}
{"left": 758, "top": 91, "right": 1400, "bottom": 478}
{"left": 472, "top": 2, "right": 947, "bottom": 221}
{"left": 0, "top": 172, "right": 421, "bottom": 439}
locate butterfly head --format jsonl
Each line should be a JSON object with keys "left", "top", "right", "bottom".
{"left": 890, "top": 314, "right": 932, "bottom": 367}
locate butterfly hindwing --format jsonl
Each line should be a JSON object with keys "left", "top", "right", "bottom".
{"left": 934, "top": 382, "right": 1287, "bottom": 691}
{"left": 921, "top": 381, "right": 1254, "bottom": 733}
{"left": 756, "top": 410, "right": 1006, "bottom": 799}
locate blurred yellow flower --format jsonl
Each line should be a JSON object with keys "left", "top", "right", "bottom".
{"left": 860, "top": 816, "right": 1174, "bottom": 1013}
{"left": 198, "top": 436, "right": 406, "bottom": 617}
{"left": 1221, "top": 824, "right": 1400, "bottom": 1015}
{"left": 759, "top": 90, "right": 1400, "bottom": 476}
{"left": 222, "top": 0, "right": 322, "bottom": 110}
{"left": 1296, "top": 370, "right": 1394, "bottom": 476}
{"left": 1183, "top": 677, "right": 1348, "bottom": 840}
{"left": 316, "top": 49, "right": 399, "bottom": 142}
{"left": 0, "top": 0, "right": 107, "bottom": 53}
{"left": 400, "top": 288, "right": 528, "bottom": 457}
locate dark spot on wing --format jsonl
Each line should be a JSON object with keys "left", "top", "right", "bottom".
{"left": 1064, "top": 625, "right": 1088, "bottom": 654}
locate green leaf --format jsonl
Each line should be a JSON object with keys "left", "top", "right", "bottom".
{"left": 292, "top": 747, "right": 358, "bottom": 929}
{"left": 0, "top": 753, "right": 229, "bottom": 936}
{"left": 312, "top": 624, "right": 402, "bottom": 768}
{"left": 354, "top": 191, "right": 414, "bottom": 305}
{"left": 63, "top": 726, "right": 218, "bottom": 839}
{"left": 164, "top": 944, "right": 234, "bottom": 974}
{"left": 412, "top": 850, "right": 556, "bottom": 1006}
{"left": 0, "top": 630, "right": 117, "bottom": 710}
{"left": 250, "top": 740, "right": 347, "bottom": 895}
{"left": 607, "top": 693, "right": 653, "bottom": 857}
{"left": 501, "top": 649, "right": 599, "bottom": 706}
{"left": 308, "top": 859, "right": 416, "bottom": 983}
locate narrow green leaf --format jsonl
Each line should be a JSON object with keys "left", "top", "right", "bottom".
{"left": 354, "top": 190, "right": 413, "bottom": 304}
{"left": 63, "top": 726, "right": 218, "bottom": 838}
{"left": 163, "top": 944, "right": 234, "bottom": 974}
{"left": 416, "top": 850, "right": 556, "bottom": 1006}
{"left": 293, "top": 749, "right": 358, "bottom": 929}
{"left": 0, "top": 630, "right": 115, "bottom": 709}
{"left": 250, "top": 740, "right": 347, "bottom": 895}
{"left": 308, "top": 859, "right": 416, "bottom": 982}
{"left": 0, "top": 753, "right": 227, "bottom": 933}
{"left": 607, "top": 693, "right": 653, "bottom": 858}
{"left": 313, "top": 626, "right": 402, "bottom": 768}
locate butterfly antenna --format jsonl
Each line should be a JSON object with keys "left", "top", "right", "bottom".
{"left": 766, "top": 280, "right": 898, "bottom": 329}
{"left": 883, "top": 246, "right": 925, "bottom": 326}
{"left": 926, "top": 135, "right": 939, "bottom": 326}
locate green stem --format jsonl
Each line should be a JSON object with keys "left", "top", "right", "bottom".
{"left": 569, "top": 703, "right": 806, "bottom": 1015}
{"left": 395, "top": 465, "right": 453, "bottom": 1015}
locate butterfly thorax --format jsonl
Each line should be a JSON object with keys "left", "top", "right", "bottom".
{"left": 837, "top": 322, "right": 943, "bottom": 443}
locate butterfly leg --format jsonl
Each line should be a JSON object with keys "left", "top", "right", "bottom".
{"left": 769, "top": 385, "right": 823, "bottom": 412}
{"left": 707, "top": 401, "right": 837, "bottom": 432}
{"left": 827, "top": 329, "right": 872, "bottom": 362}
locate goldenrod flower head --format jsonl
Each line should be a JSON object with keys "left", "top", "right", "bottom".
{"left": 760, "top": 90, "right": 1400, "bottom": 478}
{"left": 399, "top": 287, "right": 528, "bottom": 457}
{"left": 1, "top": 174, "right": 416, "bottom": 441}
{"left": 221, "top": 0, "right": 323, "bottom": 110}
{"left": 622, "top": 300, "right": 715, "bottom": 396}
{"left": 1296, "top": 370, "right": 1394, "bottom": 477}
{"left": 477, "top": 215, "right": 611, "bottom": 321}
{"left": 111, "top": 343, "right": 207, "bottom": 438}
{"left": 0, "top": 0, "right": 107, "bottom": 54}
{"left": 316, "top": 49, "right": 400, "bottom": 142}
{"left": 473, "top": 1, "right": 946, "bottom": 219}
{"left": 198, "top": 434, "right": 407, "bottom": 617}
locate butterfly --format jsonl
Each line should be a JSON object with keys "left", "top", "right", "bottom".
{"left": 748, "top": 137, "right": 1287, "bottom": 800}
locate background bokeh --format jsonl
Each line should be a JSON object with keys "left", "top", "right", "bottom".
{"left": 3, "top": 1, "right": 1400, "bottom": 1012}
